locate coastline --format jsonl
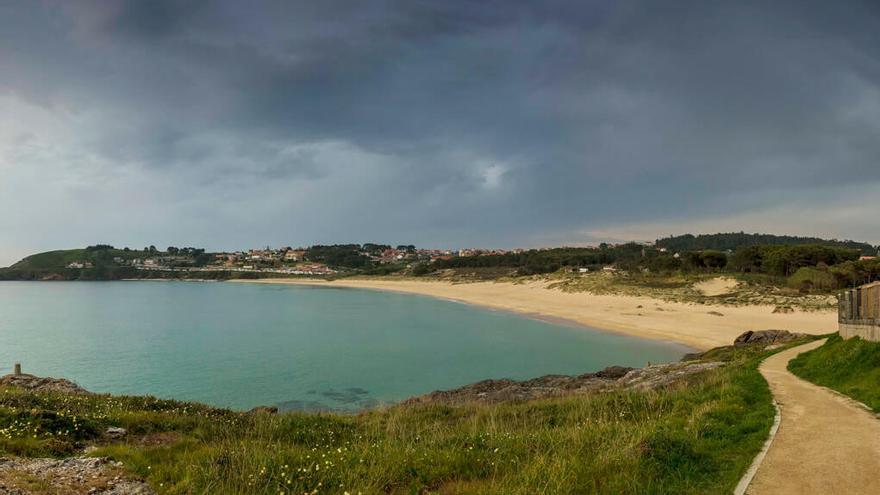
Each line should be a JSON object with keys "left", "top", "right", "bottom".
{"left": 230, "top": 278, "right": 837, "bottom": 350}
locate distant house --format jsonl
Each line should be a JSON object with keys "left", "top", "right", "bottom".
{"left": 860, "top": 256, "right": 877, "bottom": 261}
{"left": 67, "top": 262, "right": 85, "bottom": 269}
{"left": 284, "top": 250, "right": 306, "bottom": 262}
{"left": 602, "top": 266, "right": 618, "bottom": 273}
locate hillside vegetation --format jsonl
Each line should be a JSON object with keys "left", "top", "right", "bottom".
{"left": 789, "top": 334, "right": 880, "bottom": 411}
{"left": 0, "top": 343, "right": 796, "bottom": 494}
{"left": 4, "top": 233, "right": 880, "bottom": 292}
{"left": 655, "top": 232, "right": 876, "bottom": 255}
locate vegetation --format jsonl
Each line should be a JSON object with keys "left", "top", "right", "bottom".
{"left": 728, "top": 245, "right": 859, "bottom": 276}
{"left": 0, "top": 344, "right": 793, "bottom": 494}
{"left": 434, "top": 244, "right": 646, "bottom": 275}
{"left": 656, "top": 232, "right": 876, "bottom": 255}
{"left": 432, "top": 242, "right": 865, "bottom": 294}
{"left": 788, "top": 334, "right": 880, "bottom": 411}
{"left": 3, "top": 232, "right": 879, "bottom": 293}
{"left": 545, "top": 271, "right": 835, "bottom": 311}
{"left": 305, "top": 245, "right": 374, "bottom": 269}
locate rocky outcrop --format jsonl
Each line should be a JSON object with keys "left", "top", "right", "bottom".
{"left": 403, "top": 362, "right": 722, "bottom": 405}
{"left": 0, "top": 457, "right": 154, "bottom": 494}
{"left": 734, "top": 330, "right": 806, "bottom": 346}
{"left": 0, "top": 374, "right": 91, "bottom": 395}
{"left": 247, "top": 405, "right": 278, "bottom": 415}
{"left": 616, "top": 361, "right": 725, "bottom": 390}
{"left": 403, "top": 366, "right": 633, "bottom": 405}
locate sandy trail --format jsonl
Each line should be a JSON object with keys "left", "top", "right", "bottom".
{"left": 746, "top": 340, "right": 880, "bottom": 495}
{"left": 232, "top": 278, "right": 835, "bottom": 350}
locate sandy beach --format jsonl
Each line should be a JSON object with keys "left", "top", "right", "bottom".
{"left": 232, "top": 278, "right": 837, "bottom": 350}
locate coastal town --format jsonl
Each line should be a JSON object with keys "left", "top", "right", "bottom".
{"left": 64, "top": 244, "right": 529, "bottom": 276}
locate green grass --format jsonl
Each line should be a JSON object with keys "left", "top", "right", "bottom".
{"left": 788, "top": 333, "right": 880, "bottom": 411}
{"left": 0, "top": 347, "right": 783, "bottom": 495}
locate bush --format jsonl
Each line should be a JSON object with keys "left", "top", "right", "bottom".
{"left": 788, "top": 266, "right": 839, "bottom": 292}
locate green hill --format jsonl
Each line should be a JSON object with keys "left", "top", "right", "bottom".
{"left": 0, "top": 246, "right": 155, "bottom": 281}
{"left": 10, "top": 247, "right": 142, "bottom": 270}
{"left": 656, "top": 232, "right": 877, "bottom": 255}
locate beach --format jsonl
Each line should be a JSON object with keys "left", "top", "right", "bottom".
{"left": 234, "top": 278, "right": 838, "bottom": 350}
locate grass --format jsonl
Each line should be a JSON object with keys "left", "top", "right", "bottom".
{"left": 788, "top": 333, "right": 880, "bottom": 411}
{"left": 0, "top": 345, "right": 786, "bottom": 495}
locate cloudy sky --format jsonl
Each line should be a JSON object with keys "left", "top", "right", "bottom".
{"left": 1, "top": 0, "right": 879, "bottom": 265}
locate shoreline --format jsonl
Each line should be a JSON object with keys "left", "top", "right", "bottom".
{"left": 230, "top": 278, "right": 837, "bottom": 350}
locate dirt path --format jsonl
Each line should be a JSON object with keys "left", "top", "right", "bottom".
{"left": 746, "top": 339, "right": 880, "bottom": 494}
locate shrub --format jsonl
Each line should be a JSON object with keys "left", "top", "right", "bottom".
{"left": 787, "top": 266, "right": 839, "bottom": 292}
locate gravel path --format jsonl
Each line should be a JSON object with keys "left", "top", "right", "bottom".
{"left": 747, "top": 339, "right": 880, "bottom": 494}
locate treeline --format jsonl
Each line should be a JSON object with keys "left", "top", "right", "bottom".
{"left": 434, "top": 244, "right": 647, "bottom": 275}
{"left": 430, "top": 243, "right": 869, "bottom": 290}
{"left": 656, "top": 233, "right": 876, "bottom": 255}
{"left": 304, "top": 245, "right": 371, "bottom": 268}
{"left": 728, "top": 245, "right": 860, "bottom": 276}
{"left": 303, "top": 243, "right": 416, "bottom": 268}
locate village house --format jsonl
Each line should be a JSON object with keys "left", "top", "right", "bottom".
{"left": 284, "top": 250, "right": 305, "bottom": 262}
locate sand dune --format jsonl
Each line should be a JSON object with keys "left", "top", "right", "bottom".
{"left": 233, "top": 278, "right": 837, "bottom": 350}
{"left": 693, "top": 277, "right": 739, "bottom": 296}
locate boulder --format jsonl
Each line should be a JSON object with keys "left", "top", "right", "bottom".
{"left": 247, "top": 406, "right": 278, "bottom": 415}
{"left": 105, "top": 427, "right": 127, "bottom": 439}
{"left": 0, "top": 373, "right": 91, "bottom": 394}
{"left": 734, "top": 330, "right": 806, "bottom": 347}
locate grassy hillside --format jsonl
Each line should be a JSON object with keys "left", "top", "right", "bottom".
{"left": 788, "top": 334, "right": 880, "bottom": 410}
{"left": 9, "top": 248, "right": 146, "bottom": 270}
{"left": 0, "top": 344, "right": 789, "bottom": 494}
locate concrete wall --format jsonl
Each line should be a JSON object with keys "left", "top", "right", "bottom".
{"left": 840, "top": 322, "right": 880, "bottom": 342}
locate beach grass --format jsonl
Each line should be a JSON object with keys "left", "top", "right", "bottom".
{"left": 0, "top": 344, "right": 784, "bottom": 495}
{"left": 542, "top": 272, "right": 836, "bottom": 311}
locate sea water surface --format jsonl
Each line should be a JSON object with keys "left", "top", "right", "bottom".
{"left": 0, "top": 281, "right": 689, "bottom": 411}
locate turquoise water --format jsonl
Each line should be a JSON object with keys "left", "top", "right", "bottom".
{"left": 0, "top": 281, "right": 689, "bottom": 411}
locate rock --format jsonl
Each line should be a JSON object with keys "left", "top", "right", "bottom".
{"left": 0, "top": 456, "right": 155, "bottom": 494}
{"left": 247, "top": 405, "right": 278, "bottom": 415}
{"left": 401, "top": 360, "right": 728, "bottom": 406}
{"left": 0, "top": 373, "right": 91, "bottom": 394}
{"left": 772, "top": 305, "right": 794, "bottom": 314}
{"left": 734, "top": 329, "right": 806, "bottom": 347}
{"left": 617, "top": 361, "right": 725, "bottom": 390}
{"left": 105, "top": 427, "right": 127, "bottom": 439}
{"left": 402, "top": 365, "right": 652, "bottom": 405}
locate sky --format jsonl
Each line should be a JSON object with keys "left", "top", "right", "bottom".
{"left": 1, "top": 0, "right": 880, "bottom": 266}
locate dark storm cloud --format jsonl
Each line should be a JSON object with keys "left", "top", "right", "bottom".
{"left": 1, "top": 0, "right": 880, "bottom": 262}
